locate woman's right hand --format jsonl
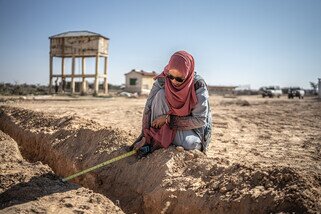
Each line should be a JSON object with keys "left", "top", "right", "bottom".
{"left": 133, "top": 137, "right": 146, "bottom": 150}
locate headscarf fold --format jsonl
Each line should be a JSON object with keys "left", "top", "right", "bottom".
{"left": 145, "top": 51, "right": 198, "bottom": 149}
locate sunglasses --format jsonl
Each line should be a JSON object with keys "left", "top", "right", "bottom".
{"left": 167, "top": 74, "right": 185, "bottom": 83}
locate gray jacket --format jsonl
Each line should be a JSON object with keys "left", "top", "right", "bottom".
{"left": 138, "top": 73, "right": 212, "bottom": 152}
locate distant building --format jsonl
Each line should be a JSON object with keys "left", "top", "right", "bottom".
{"left": 234, "top": 85, "right": 258, "bottom": 95}
{"left": 207, "top": 85, "right": 237, "bottom": 95}
{"left": 124, "top": 69, "right": 157, "bottom": 95}
{"left": 235, "top": 84, "right": 251, "bottom": 91}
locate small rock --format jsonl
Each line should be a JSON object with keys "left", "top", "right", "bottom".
{"left": 190, "top": 149, "right": 203, "bottom": 158}
{"left": 212, "top": 182, "right": 220, "bottom": 190}
{"left": 176, "top": 146, "right": 184, "bottom": 152}
{"left": 185, "top": 152, "right": 194, "bottom": 161}
{"left": 220, "top": 187, "right": 228, "bottom": 194}
{"left": 226, "top": 183, "right": 234, "bottom": 191}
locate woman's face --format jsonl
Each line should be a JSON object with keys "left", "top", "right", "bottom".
{"left": 167, "top": 69, "right": 185, "bottom": 87}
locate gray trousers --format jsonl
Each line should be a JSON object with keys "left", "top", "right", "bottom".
{"left": 151, "top": 89, "right": 202, "bottom": 150}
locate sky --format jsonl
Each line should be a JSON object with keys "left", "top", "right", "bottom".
{"left": 0, "top": 0, "right": 320, "bottom": 89}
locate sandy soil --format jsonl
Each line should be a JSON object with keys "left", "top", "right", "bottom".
{"left": 0, "top": 95, "right": 320, "bottom": 213}
{"left": 0, "top": 130, "right": 124, "bottom": 213}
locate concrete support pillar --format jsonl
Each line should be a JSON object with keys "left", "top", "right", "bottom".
{"left": 94, "top": 55, "right": 99, "bottom": 95}
{"left": 104, "top": 56, "right": 108, "bottom": 94}
{"left": 71, "top": 56, "right": 75, "bottom": 94}
{"left": 81, "top": 57, "right": 86, "bottom": 94}
{"left": 318, "top": 78, "right": 321, "bottom": 99}
{"left": 49, "top": 55, "right": 53, "bottom": 94}
{"left": 61, "top": 57, "right": 65, "bottom": 92}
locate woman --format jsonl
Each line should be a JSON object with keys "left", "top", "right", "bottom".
{"left": 131, "top": 51, "right": 212, "bottom": 154}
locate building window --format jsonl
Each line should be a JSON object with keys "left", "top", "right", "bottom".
{"left": 130, "top": 78, "right": 137, "bottom": 85}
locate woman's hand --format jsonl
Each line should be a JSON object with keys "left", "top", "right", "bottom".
{"left": 133, "top": 137, "right": 146, "bottom": 150}
{"left": 151, "top": 115, "right": 169, "bottom": 129}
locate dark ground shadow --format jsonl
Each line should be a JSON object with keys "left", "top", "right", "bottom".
{"left": 0, "top": 172, "right": 79, "bottom": 209}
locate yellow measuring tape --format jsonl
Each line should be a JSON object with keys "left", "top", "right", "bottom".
{"left": 62, "top": 150, "right": 137, "bottom": 182}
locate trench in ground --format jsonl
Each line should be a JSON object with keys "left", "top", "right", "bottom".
{"left": 0, "top": 107, "right": 195, "bottom": 213}
{"left": 0, "top": 106, "right": 319, "bottom": 213}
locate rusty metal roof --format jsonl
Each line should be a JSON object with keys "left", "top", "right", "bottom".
{"left": 125, "top": 69, "right": 157, "bottom": 77}
{"left": 49, "top": 31, "right": 109, "bottom": 40}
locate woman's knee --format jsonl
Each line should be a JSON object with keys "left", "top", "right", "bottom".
{"left": 184, "top": 136, "right": 201, "bottom": 150}
{"left": 175, "top": 135, "right": 201, "bottom": 150}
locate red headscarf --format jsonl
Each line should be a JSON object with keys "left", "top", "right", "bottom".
{"left": 144, "top": 51, "right": 198, "bottom": 149}
{"left": 155, "top": 50, "right": 198, "bottom": 116}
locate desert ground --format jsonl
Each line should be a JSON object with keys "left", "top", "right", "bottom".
{"left": 0, "top": 94, "right": 320, "bottom": 213}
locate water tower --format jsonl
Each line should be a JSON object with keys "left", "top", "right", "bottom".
{"left": 49, "top": 31, "right": 109, "bottom": 95}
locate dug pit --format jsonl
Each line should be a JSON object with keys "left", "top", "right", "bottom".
{"left": 0, "top": 105, "right": 320, "bottom": 213}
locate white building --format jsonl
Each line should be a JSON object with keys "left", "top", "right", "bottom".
{"left": 124, "top": 69, "right": 157, "bottom": 95}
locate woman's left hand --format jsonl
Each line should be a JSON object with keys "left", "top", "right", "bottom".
{"left": 152, "top": 115, "right": 167, "bottom": 129}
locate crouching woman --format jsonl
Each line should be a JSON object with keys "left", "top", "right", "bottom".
{"left": 131, "top": 51, "right": 212, "bottom": 154}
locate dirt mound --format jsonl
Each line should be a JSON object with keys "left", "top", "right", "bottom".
{"left": 220, "top": 99, "right": 251, "bottom": 106}
{"left": 1, "top": 106, "right": 320, "bottom": 213}
{"left": 0, "top": 130, "right": 123, "bottom": 213}
{"left": 114, "top": 150, "right": 319, "bottom": 213}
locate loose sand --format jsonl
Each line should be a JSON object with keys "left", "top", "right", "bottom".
{"left": 0, "top": 130, "right": 124, "bottom": 213}
{"left": 0, "top": 95, "right": 320, "bottom": 213}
